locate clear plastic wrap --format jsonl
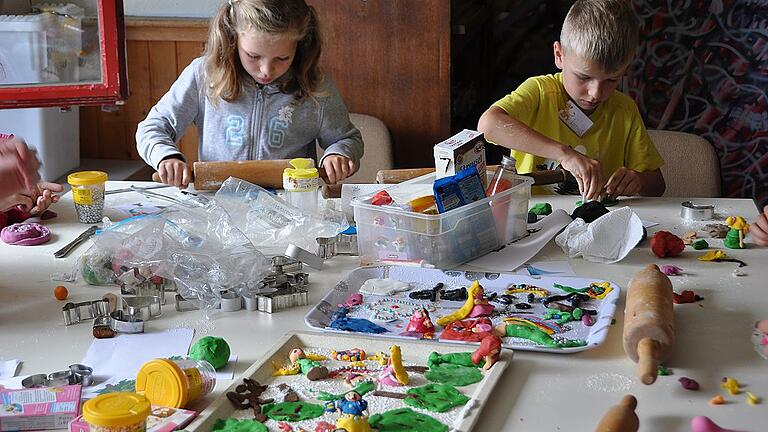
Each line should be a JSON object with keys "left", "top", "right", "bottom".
{"left": 214, "top": 177, "right": 348, "bottom": 255}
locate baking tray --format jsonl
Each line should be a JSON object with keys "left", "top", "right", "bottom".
{"left": 186, "top": 331, "right": 510, "bottom": 432}
{"left": 305, "top": 265, "right": 620, "bottom": 353}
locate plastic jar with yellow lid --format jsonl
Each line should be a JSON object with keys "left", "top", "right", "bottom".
{"left": 135, "top": 358, "right": 216, "bottom": 408}
{"left": 283, "top": 158, "right": 320, "bottom": 214}
{"left": 67, "top": 171, "right": 108, "bottom": 223}
{"left": 82, "top": 392, "right": 150, "bottom": 432}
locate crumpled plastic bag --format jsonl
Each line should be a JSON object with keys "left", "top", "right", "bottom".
{"left": 555, "top": 206, "right": 643, "bottom": 263}
{"left": 215, "top": 177, "right": 348, "bottom": 255}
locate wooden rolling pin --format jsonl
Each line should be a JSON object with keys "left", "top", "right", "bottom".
{"left": 375, "top": 166, "right": 571, "bottom": 186}
{"left": 151, "top": 159, "right": 327, "bottom": 190}
{"left": 595, "top": 395, "right": 639, "bottom": 432}
{"left": 623, "top": 264, "right": 675, "bottom": 385}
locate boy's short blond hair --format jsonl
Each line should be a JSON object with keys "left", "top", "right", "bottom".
{"left": 560, "top": 0, "right": 639, "bottom": 73}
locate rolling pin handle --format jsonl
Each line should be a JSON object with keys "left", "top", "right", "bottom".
{"left": 637, "top": 337, "right": 660, "bottom": 385}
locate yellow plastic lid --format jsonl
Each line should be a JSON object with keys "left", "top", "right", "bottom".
{"left": 82, "top": 392, "right": 150, "bottom": 427}
{"left": 67, "top": 171, "right": 108, "bottom": 186}
{"left": 283, "top": 158, "right": 319, "bottom": 179}
{"left": 135, "top": 359, "right": 189, "bottom": 408}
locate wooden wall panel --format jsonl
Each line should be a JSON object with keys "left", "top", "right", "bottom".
{"left": 81, "top": 2, "right": 450, "bottom": 169}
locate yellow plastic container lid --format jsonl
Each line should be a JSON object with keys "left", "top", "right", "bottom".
{"left": 82, "top": 392, "right": 150, "bottom": 427}
{"left": 283, "top": 158, "right": 319, "bottom": 179}
{"left": 67, "top": 171, "right": 108, "bottom": 186}
{"left": 135, "top": 359, "right": 189, "bottom": 408}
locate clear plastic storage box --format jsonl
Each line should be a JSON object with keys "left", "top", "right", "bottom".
{"left": 352, "top": 171, "right": 533, "bottom": 268}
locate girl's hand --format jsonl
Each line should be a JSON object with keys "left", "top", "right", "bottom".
{"left": 322, "top": 155, "right": 356, "bottom": 185}
{"left": 0, "top": 136, "right": 41, "bottom": 199}
{"left": 28, "top": 182, "right": 63, "bottom": 215}
{"left": 157, "top": 157, "right": 192, "bottom": 188}
{"left": 753, "top": 205, "right": 768, "bottom": 246}
{"left": 0, "top": 193, "right": 34, "bottom": 213}
{"left": 605, "top": 166, "right": 642, "bottom": 197}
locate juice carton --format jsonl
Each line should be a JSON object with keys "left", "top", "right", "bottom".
{"left": 433, "top": 129, "right": 487, "bottom": 191}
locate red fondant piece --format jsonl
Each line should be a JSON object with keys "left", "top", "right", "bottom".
{"left": 370, "top": 190, "right": 393, "bottom": 206}
{"left": 439, "top": 317, "right": 493, "bottom": 342}
{"left": 651, "top": 230, "right": 685, "bottom": 258}
{"left": 673, "top": 290, "right": 703, "bottom": 304}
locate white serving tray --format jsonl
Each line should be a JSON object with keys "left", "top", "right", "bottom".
{"left": 305, "top": 265, "right": 620, "bottom": 353}
{"left": 186, "top": 331, "right": 510, "bottom": 432}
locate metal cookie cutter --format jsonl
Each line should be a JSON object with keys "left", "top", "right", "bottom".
{"left": 243, "top": 256, "right": 310, "bottom": 313}
{"left": 681, "top": 201, "right": 715, "bottom": 221}
{"left": 21, "top": 364, "right": 94, "bottom": 388}
{"left": 121, "top": 296, "right": 162, "bottom": 321}
{"left": 109, "top": 310, "right": 145, "bottom": 334}
{"left": 285, "top": 244, "right": 324, "bottom": 270}
{"left": 62, "top": 299, "right": 111, "bottom": 326}
{"left": 220, "top": 290, "right": 242, "bottom": 312}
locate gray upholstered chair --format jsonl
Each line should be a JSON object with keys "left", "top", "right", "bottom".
{"left": 318, "top": 113, "right": 393, "bottom": 183}
{"left": 647, "top": 129, "right": 721, "bottom": 197}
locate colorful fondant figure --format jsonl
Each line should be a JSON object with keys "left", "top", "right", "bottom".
{"left": 724, "top": 216, "right": 749, "bottom": 249}
{"left": 273, "top": 348, "right": 329, "bottom": 380}
{"left": 403, "top": 307, "right": 435, "bottom": 338}
{"left": 436, "top": 281, "right": 494, "bottom": 327}
{"left": 378, "top": 345, "right": 409, "bottom": 386}
{"left": 334, "top": 391, "right": 368, "bottom": 416}
{"left": 472, "top": 335, "right": 502, "bottom": 370}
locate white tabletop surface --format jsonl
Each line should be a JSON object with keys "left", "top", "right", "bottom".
{"left": 0, "top": 181, "right": 765, "bottom": 432}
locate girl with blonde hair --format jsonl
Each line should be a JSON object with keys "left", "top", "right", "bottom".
{"left": 137, "top": 0, "right": 363, "bottom": 188}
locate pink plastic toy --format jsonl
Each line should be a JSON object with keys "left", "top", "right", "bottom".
{"left": 691, "top": 416, "right": 745, "bottom": 432}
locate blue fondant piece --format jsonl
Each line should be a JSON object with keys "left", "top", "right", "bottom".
{"left": 329, "top": 317, "right": 388, "bottom": 334}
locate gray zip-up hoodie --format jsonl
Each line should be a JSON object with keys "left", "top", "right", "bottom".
{"left": 136, "top": 57, "right": 363, "bottom": 170}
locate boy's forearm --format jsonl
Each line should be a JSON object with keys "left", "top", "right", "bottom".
{"left": 478, "top": 107, "right": 571, "bottom": 162}
{"left": 637, "top": 169, "right": 665, "bottom": 197}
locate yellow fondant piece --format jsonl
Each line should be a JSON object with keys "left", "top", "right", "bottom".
{"left": 721, "top": 377, "right": 741, "bottom": 395}
{"left": 699, "top": 250, "right": 727, "bottom": 262}
{"left": 436, "top": 280, "right": 482, "bottom": 327}
{"left": 502, "top": 317, "right": 555, "bottom": 335}
{"left": 336, "top": 414, "right": 371, "bottom": 432}
{"left": 389, "top": 345, "right": 409, "bottom": 386}
{"left": 271, "top": 361, "right": 300, "bottom": 376}
{"left": 746, "top": 392, "right": 761, "bottom": 405}
{"left": 589, "top": 282, "right": 613, "bottom": 299}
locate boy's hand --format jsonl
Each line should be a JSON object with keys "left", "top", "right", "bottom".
{"left": 560, "top": 149, "right": 603, "bottom": 200}
{"left": 0, "top": 136, "right": 41, "bottom": 199}
{"left": 157, "top": 157, "right": 192, "bottom": 188}
{"left": 605, "top": 167, "right": 642, "bottom": 197}
{"left": 322, "top": 155, "right": 356, "bottom": 185}
{"left": 752, "top": 205, "right": 768, "bottom": 246}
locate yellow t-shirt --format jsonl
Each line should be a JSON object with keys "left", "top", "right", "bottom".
{"left": 492, "top": 73, "right": 664, "bottom": 180}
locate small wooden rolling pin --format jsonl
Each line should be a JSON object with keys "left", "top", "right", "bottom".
{"left": 595, "top": 395, "right": 639, "bottom": 432}
{"left": 375, "top": 166, "right": 570, "bottom": 185}
{"left": 151, "top": 159, "right": 328, "bottom": 190}
{"left": 623, "top": 264, "right": 675, "bottom": 385}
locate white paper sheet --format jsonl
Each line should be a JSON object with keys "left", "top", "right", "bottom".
{"left": 466, "top": 209, "right": 572, "bottom": 271}
{"left": 81, "top": 328, "right": 194, "bottom": 397}
{"left": 556, "top": 206, "right": 643, "bottom": 264}
{"left": 0, "top": 360, "right": 21, "bottom": 379}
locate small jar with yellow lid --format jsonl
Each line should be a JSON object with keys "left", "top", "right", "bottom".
{"left": 283, "top": 158, "right": 320, "bottom": 214}
{"left": 135, "top": 358, "right": 216, "bottom": 409}
{"left": 67, "top": 171, "right": 108, "bottom": 223}
{"left": 82, "top": 392, "right": 150, "bottom": 432}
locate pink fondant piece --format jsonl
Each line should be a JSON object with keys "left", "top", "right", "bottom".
{"left": 661, "top": 264, "right": 683, "bottom": 276}
{"left": 1, "top": 222, "right": 52, "bottom": 246}
{"left": 468, "top": 303, "right": 495, "bottom": 318}
{"left": 691, "top": 416, "right": 744, "bottom": 432}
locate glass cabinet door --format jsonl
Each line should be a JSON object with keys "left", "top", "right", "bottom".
{"left": 0, "top": 0, "right": 127, "bottom": 108}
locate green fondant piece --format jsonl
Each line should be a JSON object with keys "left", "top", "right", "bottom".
{"left": 317, "top": 380, "right": 375, "bottom": 401}
{"left": 657, "top": 364, "right": 672, "bottom": 376}
{"left": 724, "top": 229, "right": 742, "bottom": 249}
{"left": 553, "top": 283, "right": 589, "bottom": 294}
{"left": 425, "top": 363, "right": 483, "bottom": 387}
{"left": 572, "top": 308, "right": 583, "bottom": 320}
{"left": 691, "top": 239, "right": 709, "bottom": 250}
{"left": 369, "top": 408, "right": 448, "bottom": 432}
{"left": 296, "top": 357, "right": 321, "bottom": 375}
{"left": 426, "top": 352, "right": 483, "bottom": 369}
{"left": 212, "top": 418, "right": 268, "bottom": 432}
{"left": 544, "top": 308, "right": 575, "bottom": 325}
{"left": 503, "top": 324, "right": 586, "bottom": 348}
{"left": 189, "top": 336, "right": 231, "bottom": 370}
{"left": 529, "top": 202, "right": 553, "bottom": 216}
{"left": 601, "top": 196, "right": 619, "bottom": 207}
{"left": 575, "top": 200, "right": 583, "bottom": 208}
{"left": 404, "top": 383, "right": 469, "bottom": 412}
{"left": 262, "top": 401, "right": 324, "bottom": 421}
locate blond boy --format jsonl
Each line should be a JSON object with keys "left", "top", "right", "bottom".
{"left": 478, "top": 0, "right": 665, "bottom": 200}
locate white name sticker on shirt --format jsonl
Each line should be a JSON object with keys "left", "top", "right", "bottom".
{"left": 559, "top": 100, "right": 594, "bottom": 137}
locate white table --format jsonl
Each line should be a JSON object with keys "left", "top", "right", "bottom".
{"left": 0, "top": 182, "right": 765, "bottom": 432}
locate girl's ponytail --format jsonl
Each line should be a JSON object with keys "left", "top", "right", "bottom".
{"left": 286, "top": 4, "right": 324, "bottom": 100}
{"left": 203, "top": 1, "right": 243, "bottom": 105}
